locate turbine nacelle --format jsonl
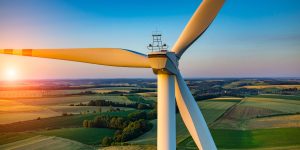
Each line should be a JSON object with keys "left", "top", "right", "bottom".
{"left": 148, "top": 51, "right": 179, "bottom": 75}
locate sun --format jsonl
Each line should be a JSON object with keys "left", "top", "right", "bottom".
{"left": 4, "top": 68, "right": 18, "bottom": 81}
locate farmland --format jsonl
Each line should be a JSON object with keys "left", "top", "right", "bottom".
{"left": 178, "top": 128, "right": 300, "bottom": 149}
{"left": 243, "top": 85, "right": 300, "bottom": 89}
{"left": 0, "top": 95, "right": 135, "bottom": 124}
{"left": 210, "top": 95, "right": 300, "bottom": 130}
{"left": 39, "top": 128, "right": 116, "bottom": 145}
{"left": 0, "top": 99, "right": 60, "bottom": 124}
{"left": 0, "top": 78, "right": 299, "bottom": 149}
{"left": 0, "top": 110, "right": 135, "bottom": 133}
{"left": 0, "top": 135, "right": 94, "bottom": 150}
{"left": 15, "top": 95, "right": 133, "bottom": 106}
{"left": 129, "top": 97, "right": 241, "bottom": 145}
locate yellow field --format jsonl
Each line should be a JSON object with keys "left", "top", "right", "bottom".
{"left": 14, "top": 95, "right": 133, "bottom": 106}
{"left": 0, "top": 99, "right": 60, "bottom": 124}
{"left": 0, "top": 100, "right": 43, "bottom": 112}
{"left": 0, "top": 88, "right": 132, "bottom": 99}
{"left": 94, "top": 89, "right": 129, "bottom": 94}
{"left": 0, "top": 90, "right": 86, "bottom": 98}
{"left": 243, "top": 85, "right": 300, "bottom": 89}
{"left": 137, "top": 92, "right": 157, "bottom": 97}
{"left": 246, "top": 114, "right": 300, "bottom": 129}
{"left": 211, "top": 97, "right": 243, "bottom": 100}
{"left": 0, "top": 94, "right": 136, "bottom": 124}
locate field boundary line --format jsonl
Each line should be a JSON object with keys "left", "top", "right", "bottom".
{"left": 209, "top": 98, "right": 246, "bottom": 128}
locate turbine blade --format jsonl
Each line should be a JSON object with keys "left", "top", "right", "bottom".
{"left": 175, "top": 71, "right": 217, "bottom": 150}
{"left": 171, "top": 0, "right": 225, "bottom": 58}
{"left": 0, "top": 48, "right": 150, "bottom": 68}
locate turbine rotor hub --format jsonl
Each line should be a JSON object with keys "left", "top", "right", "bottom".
{"left": 148, "top": 51, "right": 179, "bottom": 75}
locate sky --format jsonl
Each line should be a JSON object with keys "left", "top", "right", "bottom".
{"left": 0, "top": 0, "right": 300, "bottom": 80}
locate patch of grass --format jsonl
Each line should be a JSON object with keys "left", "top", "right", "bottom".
{"left": 0, "top": 132, "right": 36, "bottom": 145}
{"left": 101, "top": 145, "right": 156, "bottom": 150}
{"left": 178, "top": 128, "right": 300, "bottom": 149}
{"left": 39, "top": 127, "right": 115, "bottom": 145}
{"left": 0, "top": 135, "right": 94, "bottom": 150}
{"left": 199, "top": 100, "right": 239, "bottom": 124}
{"left": 128, "top": 114, "right": 196, "bottom": 145}
{"left": 126, "top": 95, "right": 155, "bottom": 104}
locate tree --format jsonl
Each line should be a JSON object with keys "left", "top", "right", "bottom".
{"left": 98, "top": 107, "right": 102, "bottom": 113}
{"left": 137, "top": 103, "right": 146, "bottom": 109}
{"left": 62, "top": 112, "right": 69, "bottom": 116}
{"left": 147, "top": 110, "right": 157, "bottom": 120}
{"left": 88, "top": 100, "right": 96, "bottom": 106}
{"left": 83, "top": 120, "right": 89, "bottom": 128}
{"left": 87, "top": 120, "right": 94, "bottom": 128}
{"left": 128, "top": 111, "right": 147, "bottom": 121}
{"left": 102, "top": 136, "right": 113, "bottom": 146}
{"left": 110, "top": 117, "right": 117, "bottom": 128}
{"left": 114, "top": 130, "right": 122, "bottom": 142}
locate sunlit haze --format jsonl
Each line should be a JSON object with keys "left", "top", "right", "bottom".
{"left": 0, "top": 0, "right": 300, "bottom": 80}
{"left": 3, "top": 68, "right": 18, "bottom": 81}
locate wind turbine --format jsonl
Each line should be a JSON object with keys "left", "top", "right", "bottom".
{"left": 0, "top": 0, "right": 225, "bottom": 149}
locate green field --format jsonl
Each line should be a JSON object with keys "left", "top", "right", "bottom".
{"left": 0, "top": 132, "right": 36, "bottom": 145}
{"left": 39, "top": 128, "right": 115, "bottom": 145}
{"left": 178, "top": 128, "right": 300, "bottom": 149}
{"left": 101, "top": 145, "right": 156, "bottom": 150}
{"left": 126, "top": 95, "right": 155, "bottom": 104}
{"left": 242, "top": 97, "right": 300, "bottom": 113}
{"left": 199, "top": 99, "right": 239, "bottom": 124}
{"left": 0, "top": 135, "right": 94, "bottom": 150}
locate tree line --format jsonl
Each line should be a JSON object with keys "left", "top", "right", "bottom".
{"left": 83, "top": 110, "right": 156, "bottom": 146}
{"left": 71, "top": 99, "right": 154, "bottom": 110}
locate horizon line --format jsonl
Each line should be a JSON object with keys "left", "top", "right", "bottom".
{"left": 1, "top": 76, "right": 300, "bottom": 82}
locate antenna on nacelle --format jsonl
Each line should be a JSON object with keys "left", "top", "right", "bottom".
{"left": 147, "top": 31, "right": 168, "bottom": 52}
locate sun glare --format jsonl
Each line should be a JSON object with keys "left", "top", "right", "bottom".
{"left": 4, "top": 68, "right": 18, "bottom": 81}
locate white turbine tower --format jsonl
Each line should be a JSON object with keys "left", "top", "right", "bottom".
{"left": 0, "top": 0, "right": 225, "bottom": 149}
